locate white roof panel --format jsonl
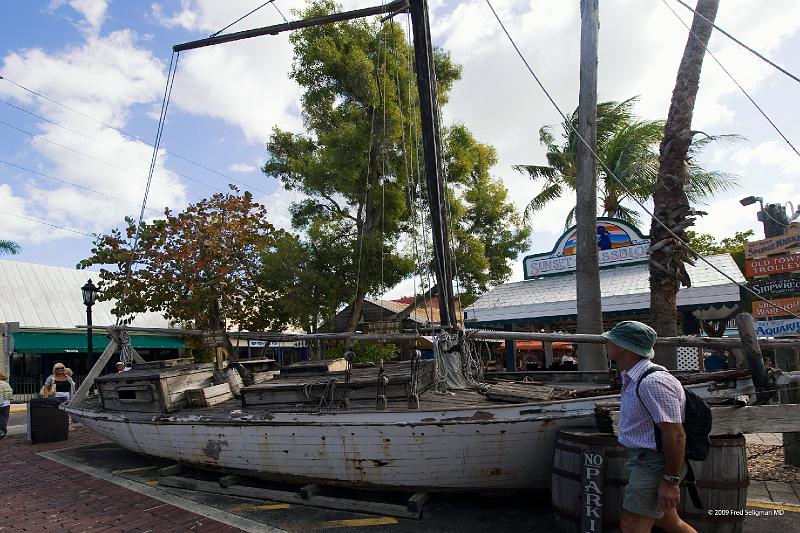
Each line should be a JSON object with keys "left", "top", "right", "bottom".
{"left": 466, "top": 254, "right": 744, "bottom": 323}
{"left": 0, "top": 259, "right": 174, "bottom": 329}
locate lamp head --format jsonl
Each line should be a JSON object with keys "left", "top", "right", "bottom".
{"left": 81, "top": 279, "right": 99, "bottom": 307}
{"left": 739, "top": 195, "right": 762, "bottom": 207}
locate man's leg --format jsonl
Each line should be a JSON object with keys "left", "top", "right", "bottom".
{"left": 653, "top": 508, "right": 696, "bottom": 533}
{"left": 0, "top": 404, "right": 9, "bottom": 437}
{"left": 621, "top": 510, "right": 655, "bottom": 533}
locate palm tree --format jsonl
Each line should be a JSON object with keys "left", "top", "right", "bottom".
{"left": 513, "top": 97, "right": 737, "bottom": 229}
{"left": 0, "top": 240, "right": 20, "bottom": 255}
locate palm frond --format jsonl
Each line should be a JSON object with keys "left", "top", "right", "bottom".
{"left": 524, "top": 182, "right": 563, "bottom": 222}
{"left": 0, "top": 240, "right": 20, "bottom": 255}
{"left": 512, "top": 164, "right": 558, "bottom": 181}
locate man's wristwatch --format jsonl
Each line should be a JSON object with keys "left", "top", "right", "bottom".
{"left": 662, "top": 474, "right": 681, "bottom": 484}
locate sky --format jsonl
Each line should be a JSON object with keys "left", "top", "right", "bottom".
{"left": 1, "top": 0, "right": 799, "bottom": 301}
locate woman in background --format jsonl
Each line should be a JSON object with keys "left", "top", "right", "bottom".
{"left": 43, "top": 363, "right": 75, "bottom": 400}
{"left": 0, "top": 372, "right": 13, "bottom": 438}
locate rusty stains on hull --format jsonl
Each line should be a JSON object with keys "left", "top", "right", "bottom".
{"left": 202, "top": 439, "right": 224, "bottom": 460}
{"left": 439, "top": 410, "right": 496, "bottom": 423}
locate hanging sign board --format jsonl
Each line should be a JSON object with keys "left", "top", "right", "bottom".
{"left": 248, "top": 340, "right": 267, "bottom": 348}
{"left": 752, "top": 296, "right": 800, "bottom": 318}
{"left": 523, "top": 218, "right": 650, "bottom": 279}
{"left": 750, "top": 277, "right": 800, "bottom": 298}
{"left": 745, "top": 227, "right": 800, "bottom": 259}
{"left": 745, "top": 254, "right": 800, "bottom": 278}
{"left": 754, "top": 318, "right": 800, "bottom": 337}
{"left": 201, "top": 330, "right": 226, "bottom": 348}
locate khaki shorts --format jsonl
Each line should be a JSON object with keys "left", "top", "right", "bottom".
{"left": 623, "top": 448, "right": 687, "bottom": 519}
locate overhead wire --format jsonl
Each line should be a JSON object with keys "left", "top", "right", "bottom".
{"left": 0, "top": 160, "right": 162, "bottom": 216}
{"left": 0, "top": 119, "right": 202, "bottom": 202}
{"left": 0, "top": 97, "right": 228, "bottom": 195}
{"left": 483, "top": 0, "right": 800, "bottom": 321}
{"left": 0, "top": 208, "right": 92, "bottom": 237}
{"left": 661, "top": 0, "right": 800, "bottom": 162}
{"left": 671, "top": 0, "right": 800, "bottom": 85}
{"left": 0, "top": 75, "right": 268, "bottom": 194}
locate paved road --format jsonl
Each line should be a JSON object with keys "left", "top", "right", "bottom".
{"left": 3, "top": 426, "right": 800, "bottom": 532}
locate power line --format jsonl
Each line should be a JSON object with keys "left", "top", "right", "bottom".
{"left": 0, "top": 97, "right": 228, "bottom": 195}
{"left": 0, "top": 74, "right": 268, "bottom": 194}
{"left": 672, "top": 0, "right": 800, "bottom": 85}
{"left": 0, "top": 119, "right": 202, "bottom": 201}
{"left": 484, "top": 0, "right": 800, "bottom": 321}
{"left": 661, "top": 0, "right": 800, "bottom": 162}
{"left": 0, "top": 159, "right": 162, "bottom": 216}
{"left": 0, "top": 208, "right": 92, "bottom": 237}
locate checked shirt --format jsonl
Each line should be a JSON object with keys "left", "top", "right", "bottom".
{"left": 618, "top": 358, "right": 685, "bottom": 450}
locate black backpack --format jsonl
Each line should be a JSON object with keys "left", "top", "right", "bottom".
{"left": 636, "top": 367, "right": 713, "bottom": 508}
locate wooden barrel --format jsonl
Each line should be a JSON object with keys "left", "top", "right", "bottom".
{"left": 551, "top": 430, "right": 749, "bottom": 533}
{"left": 552, "top": 428, "right": 627, "bottom": 533}
{"left": 678, "top": 435, "right": 749, "bottom": 533}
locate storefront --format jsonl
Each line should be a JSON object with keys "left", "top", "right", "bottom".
{"left": 464, "top": 219, "right": 745, "bottom": 371}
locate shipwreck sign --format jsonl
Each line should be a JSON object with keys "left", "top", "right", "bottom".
{"left": 750, "top": 277, "right": 800, "bottom": 298}
{"left": 754, "top": 318, "right": 800, "bottom": 337}
{"left": 523, "top": 218, "right": 650, "bottom": 279}
{"left": 752, "top": 296, "right": 800, "bottom": 318}
{"left": 746, "top": 254, "right": 800, "bottom": 278}
{"left": 745, "top": 227, "right": 800, "bottom": 259}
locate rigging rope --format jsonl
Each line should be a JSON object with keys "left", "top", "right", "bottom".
{"left": 661, "top": 0, "right": 800, "bottom": 162}
{"left": 211, "top": 0, "right": 278, "bottom": 37}
{"left": 671, "top": 0, "right": 800, "bottom": 85}
{"left": 484, "top": 0, "right": 800, "bottom": 321}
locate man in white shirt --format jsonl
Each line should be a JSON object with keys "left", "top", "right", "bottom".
{"left": 603, "top": 321, "right": 695, "bottom": 533}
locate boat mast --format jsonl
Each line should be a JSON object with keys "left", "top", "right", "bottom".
{"left": 408, "top": 0, "right": 456, "bottom": 330}
{"left": 173, "top": 0, "right": 457, "bottom": 330}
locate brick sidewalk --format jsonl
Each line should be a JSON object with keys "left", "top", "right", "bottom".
{"left": 0, "top": 428, "right": 245, "bottom": 533}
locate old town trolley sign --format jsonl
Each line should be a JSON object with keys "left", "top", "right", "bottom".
{"left": 523, "top": 218, "right": 650, "bottom": 279}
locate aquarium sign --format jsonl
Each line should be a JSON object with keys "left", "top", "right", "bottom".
{"left": 523, "top": 218, "right": 650, "bottom": 278}
{"left": 754, "top": 318, "right": 800, "bottom": 337}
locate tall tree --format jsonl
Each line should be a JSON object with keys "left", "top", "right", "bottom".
{"left": 514, "top": 97, "right": 736, "bottom": 228}
{"left": 443, "top": 125, "right": 531, "bottom": 306}
{"left": 264, "top": 1, "right": 527, "bottom": 329}
{"left": 649, "top": 0, "right": 720, "bottom": 369}
{"left": 79, "top": 188, "right": 286, "bottom": 331}
{"left": 0, "top": 240, "right": 20, "bottom": 255}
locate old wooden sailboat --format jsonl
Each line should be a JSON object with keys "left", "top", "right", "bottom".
{"left": 63, "top": 0, "right": 791, "bottom": 491}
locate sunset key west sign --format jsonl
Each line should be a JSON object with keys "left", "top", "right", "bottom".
{"left": 523, "top": 218, "right": 650, "bottom": 279}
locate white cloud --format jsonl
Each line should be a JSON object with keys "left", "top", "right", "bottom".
{"left": 256, "top": 186, "right": 306, "bottom": 232}
{"left": 49, "top": 0, "right": 109, "bottom": 36}
{"left": 731, "top": 141, "right": 800, "bottom": 176}
{"left": 228, "top": 162, "right": 257, "bottom": 173}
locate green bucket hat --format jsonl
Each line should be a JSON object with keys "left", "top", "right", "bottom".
{"left": 602, "top": 320, "right": 656, "bottom": 359}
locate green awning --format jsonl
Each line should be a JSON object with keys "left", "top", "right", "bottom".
{"left": 12, "top": 332, "right": 184, "bottom": 354}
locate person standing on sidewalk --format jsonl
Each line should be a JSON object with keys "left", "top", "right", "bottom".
{"left": 0, "top": 372, "right": 12, "bottom": 438}
{"left": 603, "top": 321, "right": 696, "bottom": 533}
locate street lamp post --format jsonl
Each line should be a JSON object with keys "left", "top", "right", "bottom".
{"left": 739, "top": 195, "right": 765, "bottom": 237}
{"left": 81, "top": 279, "right": 100, "bottom": 369}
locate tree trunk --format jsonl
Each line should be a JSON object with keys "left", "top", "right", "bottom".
{"left": 575, "top": 0, "right": 606, "bottom": 370}
{"left": 649, "top": 0, "right": 719, "bottom": 369}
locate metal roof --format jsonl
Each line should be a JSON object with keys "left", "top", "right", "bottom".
{"left": 465, "top": 254, "right": 744, "bottom": 323}
{"left": 0, "top": 259, "right": 175, "bottom": 329}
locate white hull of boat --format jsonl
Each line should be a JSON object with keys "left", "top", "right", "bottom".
{"left": 64, "top": 380, "right": 753, "bottom": 491}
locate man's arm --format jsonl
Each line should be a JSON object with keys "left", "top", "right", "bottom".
{"left": 657, "top": 421, "right": 686, "bottom": 509}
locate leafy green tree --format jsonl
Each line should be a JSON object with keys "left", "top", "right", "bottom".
{"left": 444, "top": 125, "right": 531, "bottom": 305}
{"left": 685, "top": 229, "right": 754, "bottom": 273}
{"left": 79, "top": 188, "right": 286, "bottom": 330}
{"left": 0, "top": 240, "right": 20, "bottom": 255}
{"left": 513, "top": 97, "right": 738, "bottom": 228}
{"left": 264, "top": 1, "right": 527, "bottom": 327}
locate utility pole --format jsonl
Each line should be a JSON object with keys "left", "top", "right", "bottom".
{"left": 575, "top": 0, "right": 606, "bottom": 370}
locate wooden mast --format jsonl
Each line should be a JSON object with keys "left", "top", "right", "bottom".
{"left": 408, "top": 0, "right": 456, "bottom": 330}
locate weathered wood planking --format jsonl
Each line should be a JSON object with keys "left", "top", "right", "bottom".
{"left": 485, "top": 383, "right": 576, "bottom": 403}
{"left": 95, "top": 363, "right": 215, "bottom": 413}
{"left": 606, "top": 404, "right": 800, "bottom": 435}
{"left": 185, "top": 383, "right": 233, "bottom": 407}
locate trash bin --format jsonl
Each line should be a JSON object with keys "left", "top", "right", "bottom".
{"left": 27, "top": 397, "right": 69, "bottom": 444}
